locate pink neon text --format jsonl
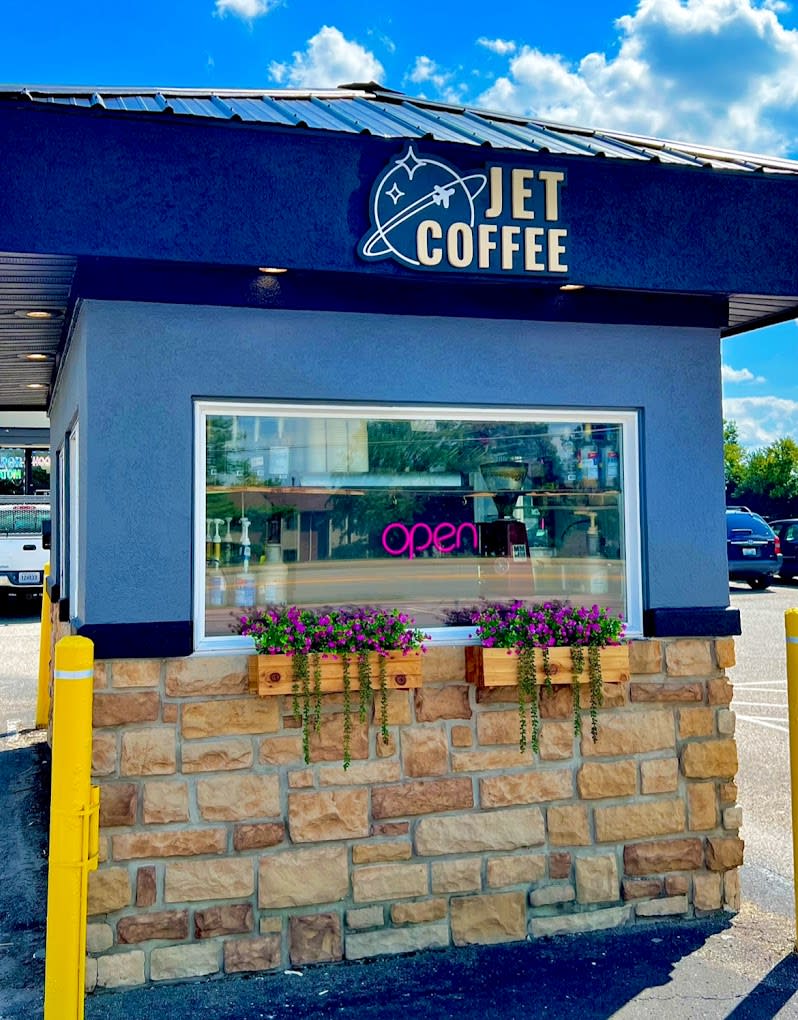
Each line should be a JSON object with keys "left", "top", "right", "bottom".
{"left": 381, "top": 521, "right": 478, "bottom": 558}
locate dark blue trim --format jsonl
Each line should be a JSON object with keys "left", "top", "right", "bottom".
{"left": 77, "top": 621, "right": 193, "bottom": 659}
{"left": 643, "top": 607, "right": 741, "bottom": 637}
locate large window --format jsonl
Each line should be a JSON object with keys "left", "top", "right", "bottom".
{"left": 195, "top": 403, "right": 641, "bottom": 648}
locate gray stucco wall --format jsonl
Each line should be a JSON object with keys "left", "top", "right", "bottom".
{"left": 52, "top": 299, "right": 728, "bottom": 632}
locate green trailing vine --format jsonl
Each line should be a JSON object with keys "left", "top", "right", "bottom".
{"left": 588, "top": 644, "right": 604, "bottom": 743}
{"left": 342, "top": 654, "right": 352, "bottom": 769}
{"left": 378, "top": 656, "right": 390, "bottom": 744}
{"left": 517, "top": 647, "right": 538, "bottom": 754}
{"left": 570, "top": 644, "right": 585, "bottom": 738}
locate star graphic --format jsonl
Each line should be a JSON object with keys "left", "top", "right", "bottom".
{"left": 386, "top": 182, "right": 405, "bottom": 205}
{"left": 395, "top": 146, "right": 426, "bottom": 180}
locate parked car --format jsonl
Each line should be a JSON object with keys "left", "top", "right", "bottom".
{"left": 0, "top": 500, "right": 50, "bottom": 602}
{"left": 769, "top": 519, "right": 798, "bottom": 580}
{"left": 726, "top": 508, "right": 782, "bottom": 590}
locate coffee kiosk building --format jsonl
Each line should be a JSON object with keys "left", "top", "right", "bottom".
{"left": 2, "top": 84, "right": 797, "bottom": 990}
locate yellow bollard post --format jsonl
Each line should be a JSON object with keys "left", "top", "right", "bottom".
{"left": 35, "top": 563, "right": 52, "bottom": 729}
{"left": 44, "top": 635, "right": 99, "bottom": 1020}
{"left": 785, "top": 609, "right": 798, "bottom": 953}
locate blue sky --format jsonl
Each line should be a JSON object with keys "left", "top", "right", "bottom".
{"left": 3, "top": 0, "right": 797, "bottom": 448}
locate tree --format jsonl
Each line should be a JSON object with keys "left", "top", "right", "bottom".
{"left": 743, "top": 437, "right": 798, "bottom": 518}
{"left": 723, "top": 420, "right": 747, "bottom": 504}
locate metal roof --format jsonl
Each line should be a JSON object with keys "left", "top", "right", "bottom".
{"left": 0, "top": 83, "right": 797, "bottom": 410}
{"left": 5, "top": 82, "right": 798, "bottom": 175}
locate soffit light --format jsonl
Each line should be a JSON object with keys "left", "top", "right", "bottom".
{"left": 257, "top": 267, "right": 288, "bottom": 274}
{"left": 26, "top": 383, "right": 47, "bottom": 389}
{"left": 559, "top": 284, "right": 585, "bottom": 292}
{"left": 22, "top": 353, "right": 50, "bottom": 361}
{"left": 13, "top": 308, "right": 65, "bottom": 319}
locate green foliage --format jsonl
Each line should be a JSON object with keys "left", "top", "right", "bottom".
{"left": 724, "top": 420, "right": 798, "bottom": 518}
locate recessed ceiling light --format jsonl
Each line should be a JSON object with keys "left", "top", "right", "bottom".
{"left": 14, "top": 308, "right": 64, "bottom": 319}
{"left": 26, "top": 383, "right": 47, "bottom": 389}
{"left": 23, "top": 353, "right": 50, "bottom": 361}
{"left": 257, "top": 267, "right": 288, "bottom": 274}
{"left": 559, "top": 284, "right": 585, "bottom": 292}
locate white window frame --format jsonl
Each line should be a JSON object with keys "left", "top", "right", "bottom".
{"left": 56, "top": 444, "right": 66, "bottom": 595}
{"left": 194, "top": 401, "right": 642, "bottom": 653}
{"left": 68, "top": 421, "right": 80, "bottom": 614}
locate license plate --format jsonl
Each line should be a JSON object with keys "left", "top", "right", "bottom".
{"left": 742, "top": 547, "right": 758, "bottom": 557}
{"left": 18, "top": 571, "right": 41, "bottom": 584}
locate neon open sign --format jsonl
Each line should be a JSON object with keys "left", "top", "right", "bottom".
{"left": 381, "top": 521, "right": 478, "bottom": 559}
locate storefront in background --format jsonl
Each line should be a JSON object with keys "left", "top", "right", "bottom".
{"left": 1, "top": 84, "right": 797, "bottom": 992}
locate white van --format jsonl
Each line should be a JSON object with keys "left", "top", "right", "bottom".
{"left": 0, "top": 499, "right": 50, "bottom": 600}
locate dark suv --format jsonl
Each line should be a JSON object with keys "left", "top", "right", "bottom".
{"left": 726, "top": 508, "right": 782, "bottom": 589}
{"left": 769, "top": 519, "right": 798, "bottom": 580}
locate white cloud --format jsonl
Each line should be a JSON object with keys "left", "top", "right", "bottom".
{"left": 268, "top": 26, "right": 384, "bottom": 88}
{"left": 474, "top": 0, "right": 798, "bottom": 154}
{"left": 477, "top": 38, "right": 517, "bottom": 56}
{"left": 405, "top": 56, "right": 466, "bottom": 104}
{"left": 722, "top": 364, "right": 767, "bottom": 383}
{"left": 215, "top": 0, "right": 275, "bottom": 20}
{"left": 723, "top": 394, "right": 798, "bottom": 446}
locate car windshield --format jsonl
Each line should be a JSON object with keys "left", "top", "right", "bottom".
{"left": 727, "top": 513, "right": 773, "bottom": 539}
{"left": 0, "top": 506, "right": 50, "bottom": 535}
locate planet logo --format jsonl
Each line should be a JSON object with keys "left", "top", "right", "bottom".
{"left": 359, "top": 146, "right": 487, "bottom": 268}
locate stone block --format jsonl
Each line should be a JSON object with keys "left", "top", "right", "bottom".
{"left": 401, "top": 727, "right": 449, "bottom": 776}
{"left": 195, "top": 903, "right": 253, "bottom": 939}
{"left": 88, "top": 867, "right": 131, "bottom": 915}
{"left": 352, "top": 841, "right": 412, "bottom": 865}
{"left": 320, "top": 761, "right": 402, "bottom": 786}
{"left": 724, "top": 868, "right": 741, "bottom": 911}
{"left": 476, "top": 710, "right": 520, "bottom": 745}
{"left": 289, "top": 913, "right": 343, "bottom": 965}
{"left": 640, "top": 758, "right": 678, "bottom": 795}
{"left": 415, "top": 685, "right": 472, "bottom": 721}
{"left": 453, "top": 748, "right": 534, "bottom": 771}
{"left": 549, "top": 852, "right": 572, "bottom": 879}
{"left": 85, "top": 959, "right": 97, "bottom": 994}
{"left": 628, "top": 640, "right": 662, "bottom": 674}
{"left": 99, "top": 783, "right": 138, "bottom": 827}
{"left": 480, "top": 769, "right": 573, "bottom": 808}
{"left": 708, "top": 678, "right": 734, "bottom": 705}
{"left": 595, "top": 799, "right": 685, "bottom": 842}
{"left": 111, "top": 660, "right": 161, "bottom": 688}
{"left": 307, "top": 714, "right": 369, "bottom": 763}
{"left": 94, "top": 691, "right": 160, "bottom": 728}
{"left": 353, "top": 863, "right": 428, "bottom": 902}
{"left": 165, "top": 656, "right": 249, "bottom": 697}
{"left": 136, "top": 867, "right": 156, "bottom": 907}
{"left": 715, "top": 638, "right": 736, "bottom": 670}
{"left": 198, "top": 774, "right": 281, "bottom": 821}
{"left": 577, "top": 761, "right": 636, "bottom": 799}
{"left": 635, "top": 895, "right": 689, "bottom": 917}
{"left": 717, "top": 710, "right": 736, "bottom": 736}
{"left": 164, "top": 858, "right": 254, "bottom": 902}
{"left": 380, "top": 689, "right": 412, "bottom": 726}
{"left": 693, "top": 872, "right": 722, "bottom": 911}
{"left": 678, "top": 708, "right": 715, "bottom": 740}
{"left": 376, "top": 732, "right": 397, "bottom": 758}
{"left": 581, "top": 710, "right": 675, "bottom": 757}
{"left": 688, "top": 784, "right": 718, "bottom": 831}
{"left": 94, "top": 661, "right": 108, "bottom": 689}
{"left": 346, "top": 921, "right": 450, "bottom": 960}
{"left": 182, "top": 698, "right": 279, "bottom": 739}
{"left": 451, "top": 892, "right": 527, "bottom": 946}
{"left": 681, "top": 740, "right": 738, "bottom": 780}
{"left": 529, "top": 905, "right": 631, "bottom": 937}
{"left": 622, "top": 879, "right": 662, "bottom": 900}
{"left": 259, "top": 846, "right": 349, "bottom": 908}
{"left": 419, "top": 647, "right": 466, "bottom": 684}
{"left": 260, "top": 917, "right": 283, "bottom": 934}
{"left": 117, "top": 911, "right": 189, "bottom": 944}
{"left": 86, "top": 922, "right": 114, "bottom": 953}
{"left": 665, "top": 640, "right": 712, "bottom": 677}
{"left": 630, "top": 682, "right": 703, "bottom": 703}
{"left": 623, "top": 838, "right": 704, "bottom": 875}
{"left": 451, "top": 725, "right": 473, "bottom": 747}
{"left": 113, "top": 828, "right": 227, "bottom": 861}
{"left": 150, "top": 943, "right": 220, "bottom": 982}
{"left": 92, "top": 733, "right": 117, "bottom": 776}
{"left": 539, "top": 722, "right": 576, "bottom": 761}
{"left": 575, "top": 855, "right": 619, "bottom": 904}
{"left": 391, "top": 899, "right": 447, "bottom": 925}
{"left": 416, "top": 806, "right": 545, "bottom": 855}
{"left": 288, "top": 789, "right": 370, "bottom": 842}
{"left": 530, "top": 884, "right": 575, "bottom": 907}
{"left": 224, "top": 935, "right": 282, "bottom": 973}
{"left": 258, "top": 734, "right": 303, "bottom": 765}
{"left": 142, "top": 781, "right": 189, "bottom": 824}
{"left": 486, "top": 854, "right": 546, "bottom": 888}
{"left": 162, "top": 704, "right": 178, "bottom": 723}
{"left": 723, "top": 806, "right": 743, "bottom": 830}
{"left": 347, "top": 906, "right": 384, "bottom": 929}
{"left": 373, "top": 779, "right": 473, "bottom": 819}
{"left": 96, "top": 951, "right": 146, "bottom": 988}
{"left": 431, "top": 859, "right": 482, "bottom": 893}
{"left": 372, "top": 822, "right": 409, "bottom": 836}
{"left": 233, "top": 823, "right": 286, "bottom": 851}
{"left": 288, "top": 768, "right": 314, "bottom": 788}
{"left": 183, "top": 737, "right": 254, "bottom": 772}
{"left": 706, "top": 837, "right": 745, "bottom": 871}
{"left": 120, "top": 728, "right": 176, "bottom": 776}
{"left": 720, "top": 782, "right": 738, "bottom": 804}
{"left": 547, "top": 805, "right": 590, "bottom": 846}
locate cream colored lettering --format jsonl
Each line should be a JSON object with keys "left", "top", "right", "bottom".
{"left": 501, "top": 226, "right": 521, "bottom": 270}
{"left": 538, "top": 171, "right": 565, "bottom": 221}
{"left": 417, "top": 220, "right": 443, "bottom": 266}
{"left": 485, "top": 167, "right": 504, "bottom": 218}
{"left": 511, "top": 169, "right": 535, "bottom": 220}
{"left": 524, "top": 227, "right": 545, "bottom": 271}
{"left": 547, "top": 228, "right": 568, "bottom": 272}
{"left": 447, "top": 222, "right": 473, "bottom": 268}
{"left": 478, "top": 224, "right": 498, "bottom": 268}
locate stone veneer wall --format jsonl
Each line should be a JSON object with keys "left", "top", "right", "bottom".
{"left": 84, "top": 638, "right": 742, "bottom": 992}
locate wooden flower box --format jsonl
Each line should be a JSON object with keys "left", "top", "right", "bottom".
{"left": 464, "top": 645, "right": 630, "bottom": 688}
{"left": 249, "top": 651, "right": 424, "bottom": 697}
